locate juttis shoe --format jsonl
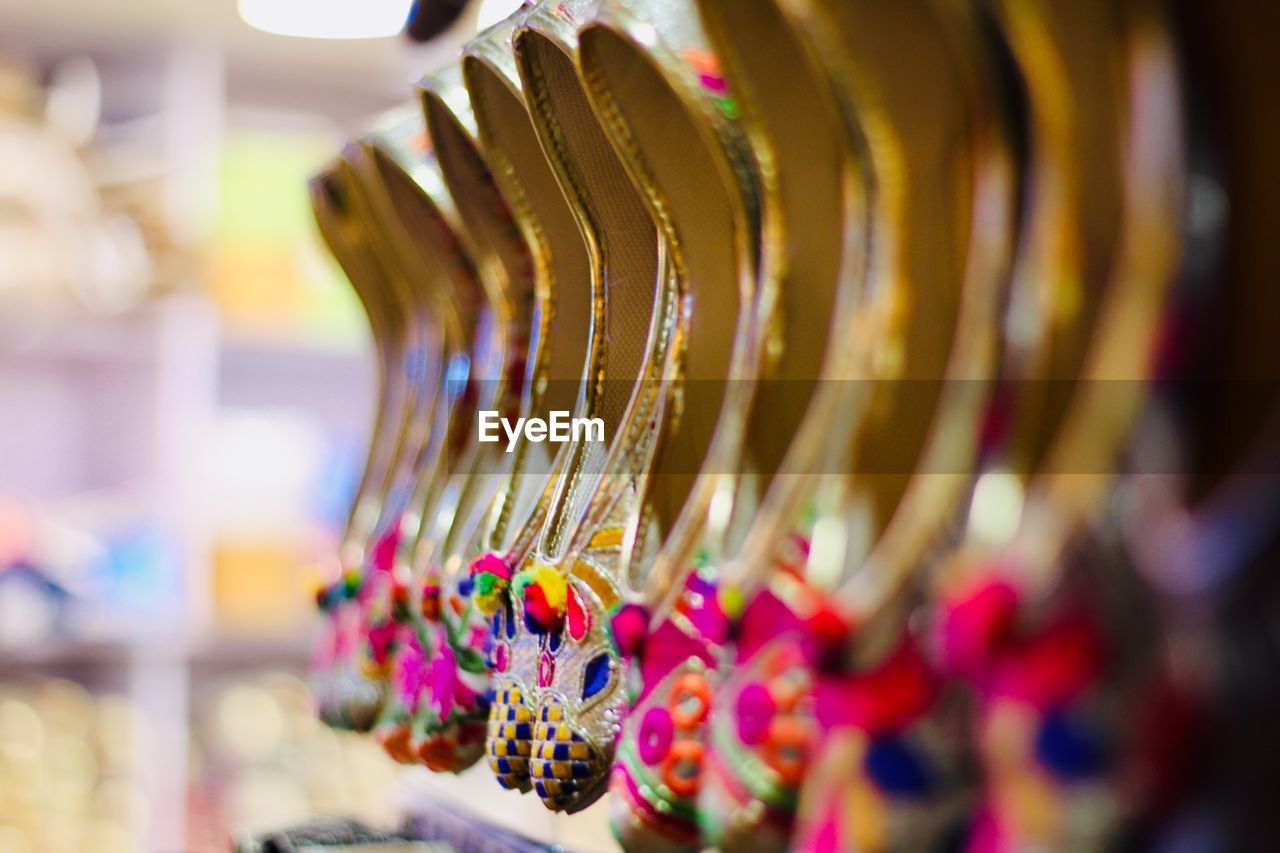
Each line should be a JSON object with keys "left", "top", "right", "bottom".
{"left": 475, "top": 0, "right": 679, "bottom": 797}
{"left": 928, "top": 0, "right": 1186, "bottom": 848}
{"left": 343, "top": 113, "right": 494, "bottom": 768}
{"left": 693, "top": 0, "right": 1018, "bottom": 846}
{"left": 308, "top": 161, "right": 428, "bottom": 733}
{"left": 601, "top": 0, "right": 871, "bottom": 841}
{"left": 462, "top": 12, "right": 594, "bottom": 565}
{"left": 509, "top": 0, "right": 772, "bottom": 819}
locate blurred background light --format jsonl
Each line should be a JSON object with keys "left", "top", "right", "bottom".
{"left": 238, "top": 0, "right": 414, "bottom": 40}
{"left": 476, "top": 0, "right": 525, "bottom": 30}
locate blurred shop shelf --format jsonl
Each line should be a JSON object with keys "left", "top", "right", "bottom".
{"left": 186, "top": 631, "right": 315, "bottom": 669}
{"left": 220, "top": 335, "right": 373, "bottom": 434}
{"left": 0, "top": 298, "right": 214, "bottom": 365}
{"left": 0, "top": 632, "right": 312, "bottom": 671}
{"left": 0, "top": 638, "right": 134, "bottom": 670}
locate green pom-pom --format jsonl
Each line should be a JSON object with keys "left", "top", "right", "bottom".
{"left": 512, "top": 570, "right": 535, "bottom": 599}
{"left": 474, "top": 573, "right": 499, "bottom": 596}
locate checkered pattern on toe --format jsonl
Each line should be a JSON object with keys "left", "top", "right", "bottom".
{"left": 530, "top": 702, "right": 606, "bottom": 810}
{"left": 486, "top": 684, "right": 534, "bottom": 791}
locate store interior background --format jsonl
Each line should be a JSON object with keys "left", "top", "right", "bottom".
{"left": 0, "top": 1, "right": 608, "bottom": 849}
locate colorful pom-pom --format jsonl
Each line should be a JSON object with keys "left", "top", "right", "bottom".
{"left": 472, "top": 575, "right": 506, "bottom": 616}
{"left": 989, "top": 614, "right": 1102, "bottom": 709}
{"left": 809, "top": 602, "right": 851, "bottom": 667}
{"left": 469, "top": 552, "right": 512, "bottom": 616}
{"left": 342, "top": 569, "right": 362, "bottom": 600}
{"left": 609, "top": 603, "right": 649, "bottom": 659}
{"left": 717, "top": 584, "right": 745, "bottom": 622}
{"left": 391, "top": 579, "right": 411, "bottom": 622}
{"left": 472, "top": 552, "right": 513, "bottom": 582}
{"left": 420, "top": 581, "right": 442, "bottom": 622}
{"left": 939, "top": 575, "right": 1019, "bottom": 677}
{"left": 520, "top": 563, "right": 568, "bottom": 635}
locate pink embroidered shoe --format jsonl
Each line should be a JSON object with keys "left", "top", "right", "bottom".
{"left": 308, "top": 165, "right": 419, "bottom": 733}
{"left": 696, "top": 573, "right": 822, "bottom": 850}
{"left": 608, "top": 570, "right": 730, "bottom": 849}
{"left": 408, "top": 571, "right": 492, "bottom": 772}
{"left": 312, "top": 566, "right": 384, "bottom": 732}
{"left": 793, "top": 643, "right": 959, "bottom": 853}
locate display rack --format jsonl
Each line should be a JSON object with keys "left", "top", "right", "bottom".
{"left": 0, "top": 294, "right": 374, "bottom": 848}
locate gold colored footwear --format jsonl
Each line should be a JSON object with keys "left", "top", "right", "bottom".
{"left": 308, "top": 159, "right": 429, "bottom": 733}
{"left": 692, "top": 0, "right": 1019, "bottom": 846}
{"left": 342, "top": 111, "right": 495, "bottom": 769}
{"left": 533, "top": 0, "right": 779, "bottom": 826}
{"left": 476, "top": 0, "right": 684, "bottom": 806}
{"left": 596, "top": 0, "right": 876, "bottom": 841}
{"left": 336, "top": 134, "right": 463, "bottom": 729}
{"left": 929, "top": 1, "right": 1185, "bottom": 848}
{"left": 418, "top": 63, "right": 533, "bottom": 570}
{"left": 463, "top": 14, "right": 595, "bottom": 563}
{"left": 459, "top": 7, "right": 611, "bottom": 793}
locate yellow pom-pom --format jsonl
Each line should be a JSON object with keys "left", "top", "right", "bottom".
{"left": 531, "top": 563, "right": 568, "bottom": 613}
{"left": 474, "top": 587, "right": 505, "bottom": 617}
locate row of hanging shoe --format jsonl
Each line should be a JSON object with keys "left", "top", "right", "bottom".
{"left": 308, "top": 0, "right": 1280, "bottom": 849}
